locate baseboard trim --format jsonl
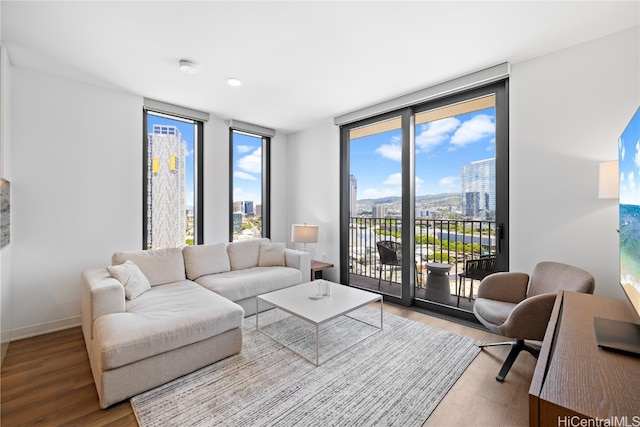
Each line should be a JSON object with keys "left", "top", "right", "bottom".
{"left": 10, "top": 316, "right": 81, "bottom": 341}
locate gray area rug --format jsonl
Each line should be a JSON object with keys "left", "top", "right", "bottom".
{"left": 131, "top": 307, "right": 480, "bottom": 427}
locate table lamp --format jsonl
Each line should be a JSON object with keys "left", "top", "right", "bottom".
{"left": 291, "top": 223, "right": 319, "bottom": 255}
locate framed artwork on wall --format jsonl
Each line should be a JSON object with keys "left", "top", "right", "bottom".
{"left": 1, "top": 178, "right": 9, "bottom": 248}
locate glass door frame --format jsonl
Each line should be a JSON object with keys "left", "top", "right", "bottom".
{"left": 340, "top": 80, "right": 509, "bottom": 317}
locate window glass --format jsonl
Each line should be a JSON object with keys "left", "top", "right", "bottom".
{"left": 145, "top": 112, "right": 199, "bottom": 249}
{"left": 231, "top": 130, "right": 267, "bottom": 241}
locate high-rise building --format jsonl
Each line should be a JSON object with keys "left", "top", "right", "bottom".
{"left": 350, "top": 174, "right": 358, "bottom": 217}
{"left": 233, "top": 201, "right": 243, "bottom": 214}
{"left": 147, "top": 125, "right": 187, "bottom": 249}
{"left": 244, "top": 201, "right": 254, "bottom": 217}
{"left": 461, "top": 158, "right": 495, "bottom": 219}
{"left": 232, "top": 212, "right": 243, "bottom": 234}
{"left": 373, "top": 204, "right": 386, "bottom": 218}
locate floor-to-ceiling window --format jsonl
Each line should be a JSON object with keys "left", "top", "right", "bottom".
{"left": 143, "top": 109, "right": 203, "bottom": 250}
{"left": 340, "top": 80, "right": 508, "bottom": 318}
{"left": 230, "top": 128, "right": 271, "bottom": 241}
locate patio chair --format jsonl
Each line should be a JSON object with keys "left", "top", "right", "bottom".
{"left": 376, "top": 241, "right": 402, "bottom": 289}
{"left": 456, "top": 255, "right": 496, "bottom": 307}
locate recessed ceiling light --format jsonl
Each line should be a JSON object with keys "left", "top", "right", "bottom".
{"left": 179, "top": 60, "right": 199, "bottom": 74}
{"left": 227, "top": 78, "right": 242, "bottom": 87}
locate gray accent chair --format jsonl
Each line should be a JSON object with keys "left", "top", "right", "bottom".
{"left": 473, "top": 261, "right": 595, "bottom": 381}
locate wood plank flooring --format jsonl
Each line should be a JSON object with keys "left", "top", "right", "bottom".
{"left": 1, "top": 303, "right": 535, "bottom": 426}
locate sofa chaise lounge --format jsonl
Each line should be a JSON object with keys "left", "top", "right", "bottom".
{"left": 81, "top": 238, "right": 311, "bottom": 408}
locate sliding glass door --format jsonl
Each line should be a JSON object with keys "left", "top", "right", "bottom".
{"left": 341, "top": 81, "right": 508, "bottom": 317}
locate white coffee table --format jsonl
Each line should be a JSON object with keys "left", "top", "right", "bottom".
{"left": 256, "top": 280, "right": 383, "bottom": 365}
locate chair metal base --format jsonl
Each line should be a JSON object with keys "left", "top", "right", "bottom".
{"left": 477, "top": 339, "right": 540, "bottom": 381}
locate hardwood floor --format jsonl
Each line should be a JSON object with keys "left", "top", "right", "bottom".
{"left": 1, "top": 303, "right": 536, "bottom": 426}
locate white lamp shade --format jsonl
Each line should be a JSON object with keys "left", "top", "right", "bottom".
{"left": 599, "top": 160, "right": 619, "bottom": 199}
{"left": 291, "top": 224, "right": 319, "bottom": 244}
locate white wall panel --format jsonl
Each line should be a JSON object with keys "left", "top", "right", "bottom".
{"left": 10, "top": 68, "right": 142, "bottom": 337}
{"left": 509, "top": 27, "right": 639, "bottom": 299}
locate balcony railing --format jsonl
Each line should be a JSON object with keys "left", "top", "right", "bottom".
{"left": 348, "top": 216, "right": 497, "bottom": 306}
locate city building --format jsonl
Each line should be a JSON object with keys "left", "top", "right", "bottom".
{"left": 373, "top": 203, "right": 386, "bottom": 219}
{"left": 244, "top": 200, "right": 254, "bottom": 217}
{"left": 147, "top": 125, "right": 187, "bottom": 249}
{"left": 350, "top": 174, "right": 358, "bottom": 217}
{"left": 461, "top": 158, "right": 495, "bottom": 220}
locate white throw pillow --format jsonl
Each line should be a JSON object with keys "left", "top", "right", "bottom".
{"left": 227, "top": 239, "right": 264, "bottom": 270}
{"left": 112, "top": 247, "right": 185, "bottom": 286}
{"left": 183, "top": 243, "right": 231, "bottom": 280}
{"left": 107, "top": 260, "right": 152, "bottom": 300}
{"left": 258, "top": 242, "right": 286, "bottom": 267}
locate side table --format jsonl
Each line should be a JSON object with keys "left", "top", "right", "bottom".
{"left": 424, "top": 262, "right": 452, "bottom": 304}
{"left": 311, "top": 260, "right": 334, "bottom": 280}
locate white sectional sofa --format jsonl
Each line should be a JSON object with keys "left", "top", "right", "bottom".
{"left": 81, "top": 238, "right": 311, "bottom": 408}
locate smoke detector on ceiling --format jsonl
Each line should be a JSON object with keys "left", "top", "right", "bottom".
{"left": 179, "top": 60, "right": 199, "bottom": 74}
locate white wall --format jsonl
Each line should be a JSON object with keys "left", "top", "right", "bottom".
{"left": 10, "top": 68, "right": 142, "bottom": 338}
{"left": 288, "top": 27, "right": 640, "bottom": 299}
{"left": 510, "top": 26, "right": 639, "bottom": 299}
{"left": 0, "top": 45, "right": 13, "bottom": 361}
{"left": 287, "top": 120, "right": 340, "bottom": 280}
{"left": 202, "top": 116, "right": 230, "bottom": 244}
{"left": 270, "top": 132, "right": 292, "bottom": 244}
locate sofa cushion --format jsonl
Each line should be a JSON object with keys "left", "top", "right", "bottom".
{"left": 107, "top": 260, "right": 151, "bottom": 300}
{"left": 92, "top": 280, "right": 244, "bottom": 370}
{"left": 112, "top": 248, "right": 185, "bottom": 286}
{"left": 195, "top": 266, "right": 302, "bottom": 302}
{"left": 183, "top": 243, "right": 231, "bottom": 280}
{"left": 258, "top": 242, "right": 286, "bottom": 267}
{"left": 227, "top": 239, "right": 268, "bottom": 270}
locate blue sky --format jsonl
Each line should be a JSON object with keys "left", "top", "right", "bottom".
{"left": 147, "top": 113, "right": 196, "bottom": 209}
{"left": 232, "top": 131, "right": 263, "bottom": 205}
{"left": 619, "top": 107, "right": 640, "bottom": 205}
{"left": 350, "top": 108, "right": 496, "bottom": 200}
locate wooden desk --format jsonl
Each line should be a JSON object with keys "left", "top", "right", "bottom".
{"left": 529, "top": 291, "right": 640, "bottom": 426}
{"left": 310, "top": 260, "right": 334, "bottom": 281}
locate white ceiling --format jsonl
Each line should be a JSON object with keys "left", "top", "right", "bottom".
{"left": 2, "top": 1, "right": 638, "bottom": 134}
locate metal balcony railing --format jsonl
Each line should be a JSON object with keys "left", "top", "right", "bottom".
{"left": 348, "top": 217, "right": 497, "bottom": 302}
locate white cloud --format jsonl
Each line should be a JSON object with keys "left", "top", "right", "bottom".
{"left": 439, "top": 175, "right": 461, "bottom": 192}
{"left": 375, "top": 143, "right": 402, "bottom": 162}
{"left": 234, "top": 171, "right": 257, "bottom": 181}
{"left": 450, "top": 114, "right": 495, "bottom": 148}
{"left": 634, "top": 141, "right": 640, "bottom": 168}
{"left": 237, "top": 145, "right": 253, "bottom": 154}
{"left": 383, "top": 172, "right": 402, "bottom": 186}
{"left": 416, "top": 117, "right": 461, "bottom": 152}
{"left": 233, "top": 187, "right": 260, "bottom": 204}
{"left": 237, "top": 147, "right": 262, "bottom": 174}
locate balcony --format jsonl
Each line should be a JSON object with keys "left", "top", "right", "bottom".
{"left": 348, "top": 217, "right": 497, "bottom": 311}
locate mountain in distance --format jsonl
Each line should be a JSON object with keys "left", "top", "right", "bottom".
{"left": 357, "top": 193, "right": 462, "bottom": 211}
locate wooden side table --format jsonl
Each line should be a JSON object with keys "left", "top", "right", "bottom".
{"left": 311, "top": 260, "right": 334, "bottom": 281}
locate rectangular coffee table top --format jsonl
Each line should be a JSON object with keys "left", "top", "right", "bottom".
{"left": 257, "top": 280, "right": 381, "bottom": 325}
